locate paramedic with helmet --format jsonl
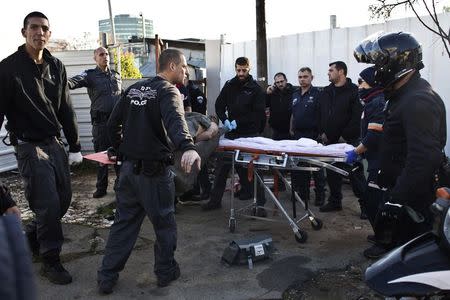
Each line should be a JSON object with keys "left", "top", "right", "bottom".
{"left": 354, "top": 31, "right": 446, "bottom": 256}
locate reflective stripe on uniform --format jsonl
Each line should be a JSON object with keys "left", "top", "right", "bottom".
{"left": 367, "top": 122, "right": 383, "bottom": 132}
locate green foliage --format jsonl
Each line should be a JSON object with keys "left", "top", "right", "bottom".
{"left": 112, "top": 50, "right": 142, "bottom": 79}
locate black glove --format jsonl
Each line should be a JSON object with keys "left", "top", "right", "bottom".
{"left": 106, "top": 147, "right": 117, "bottom": 162}
{"left": 380, "top": 201, "right": 404, "bottom": 220}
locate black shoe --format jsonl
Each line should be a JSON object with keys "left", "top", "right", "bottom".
{"left": 255, "top": 207, "right": 267, "bottom": 218}
{"left": 157, "top": 265, "right": 180, "bottom": 287}
{"left": 40, "top": 262, "right": 73, "bottom": 285}
{"left": 201, "top": 201, "right": 221, "bottom": 211}
{"left": 366, "top": 235, "right": 376, "bottom": 244}
{"left": 319, "top": 202, "right": 342, "bottom": 212}
{"left": 179, "top": 192, "right": 196, "bottom": 203}
{"left": 182, "top": 195, "right": 203, "bottom": 203}
{"left": 363, "top": 244, "right": 389, "bottom": 259}
{"left": 98, "top": 279, "right": 116, "bottom": 294}
{"left": 93, "top": 190, "right": 107, "bottom": 198}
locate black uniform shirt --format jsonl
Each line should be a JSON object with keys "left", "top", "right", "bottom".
{"left": 108, "top": 76, "right": 195, "bottom": 161}
{"left": 380, "top": 73, "right": 446, "bottom": 207}
{"left": 68, "top": 66, "right": 122, "bottom": 119}
{"left": 215, "top": 75, "right": 266, "bottom": 138}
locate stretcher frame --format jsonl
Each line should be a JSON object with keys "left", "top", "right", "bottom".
{"left": 220, "top": 147, "right": 348, "bottom": 243}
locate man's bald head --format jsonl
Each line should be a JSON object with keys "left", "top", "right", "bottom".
{"left": 94, "top": 47, "right": 110, "bottom": 71}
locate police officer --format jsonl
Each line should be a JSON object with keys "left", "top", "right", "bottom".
{"left": 97, "top": 49, "right": 200, "bottom": 294}
{"left": 354, "top": 31, "right": 446, "bottom": 255}
{"left": 68, "top": 47, "right": 122, "bottom": 198}
{"left": 186, "top": 73, "right": 207, "bottom": 115}
{"left": 266, "top": 72, "right": 295, "bottom": 140}
{"left": 201, "top": 57, "right": 267, "bottom": 216}
{"left": 0, "top": 11, "right": 82, "bottom": 285}
{"left": 290, "top": 67, "right": 326, "bottom": 206}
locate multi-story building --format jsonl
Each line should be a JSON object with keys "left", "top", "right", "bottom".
{"left": 99, "top": 14, "right": 154, "bottom": 44}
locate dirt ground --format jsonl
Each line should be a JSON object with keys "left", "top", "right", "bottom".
{"left": 1, "top": 161, "right": 383, "bottom": 300}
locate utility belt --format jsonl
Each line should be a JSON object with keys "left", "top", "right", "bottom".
{"left": 91, "top": 111, "right": 110, "bottom": 125}
{"left": 124, "top": 155, "right": 174, "bottom": 177}
{"left": 3, "top": 131, "right": 58, "bottom": 147}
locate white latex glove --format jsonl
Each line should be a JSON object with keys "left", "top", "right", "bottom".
{"left": 68, "top": 152, "right": 83, "bottom": 166}
{"left": 181, "top": 150, "right": 201, "bottom": 173}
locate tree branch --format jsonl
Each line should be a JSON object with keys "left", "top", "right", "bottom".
{"left": 369, "top": 0, "right": 450, "bottom": 59}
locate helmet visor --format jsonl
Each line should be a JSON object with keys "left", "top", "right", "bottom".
{"left": 354, "top": 31, "right": 387, "bottom": 66}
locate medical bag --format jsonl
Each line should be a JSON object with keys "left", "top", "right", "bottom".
{"left": 221, "top": 235, "right": 274, "bottom": 269}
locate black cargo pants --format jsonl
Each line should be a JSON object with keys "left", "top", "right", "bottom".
{"left": 16, "top": 138, "right": 71, "bottom": 257}
{"left": 98, "top": 160, "right": 178, "bottom": 283}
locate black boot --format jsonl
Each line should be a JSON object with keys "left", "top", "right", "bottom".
{"left": 41, "top": 253, "right": 72, "bottom": 285}
{"left": 157, "top": 263, "right": 181, "bottom": 287}
{"left": 93, "top": 189, "right": 107, "bottom": 198}
{"left": 319, "top": 197, "right": 342, "bottom": 212}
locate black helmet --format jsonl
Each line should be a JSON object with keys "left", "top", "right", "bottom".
{"left": 354, "top": 31, "right": 423, "bottom": 88}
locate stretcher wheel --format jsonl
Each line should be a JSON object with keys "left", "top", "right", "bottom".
{"left": 310, "top": 218, "right": 323, "bottom": 231}
{"left": 294, "top": 230, "right": 308, "bottom": 243}
{"left": 229, "top": 218, "right": 236, "bottom": 233}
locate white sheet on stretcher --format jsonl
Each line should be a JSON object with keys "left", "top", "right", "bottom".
{"left": 219, "top": 137, "right": 354, "bottom": 157}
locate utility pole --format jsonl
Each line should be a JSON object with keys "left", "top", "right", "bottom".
{"left": 107, "top": 0, "right": 120, "bottom": 72}
{"left": 256, "top": 0, "right": 268, "bottom": 88}
{"left": 140, "top": 12, "right": 146, "bottom": 56}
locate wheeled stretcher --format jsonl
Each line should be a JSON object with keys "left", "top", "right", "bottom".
{"left": 218, "top": 137, "right": 351, "bottom": 243}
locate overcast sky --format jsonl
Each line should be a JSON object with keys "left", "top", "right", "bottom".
{"left": 1, "top": 0, "right": 448, "bottom": 59}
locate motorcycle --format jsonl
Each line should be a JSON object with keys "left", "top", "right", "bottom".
{"left": 365, "top": 188, "right": 450, "bottom": 299}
